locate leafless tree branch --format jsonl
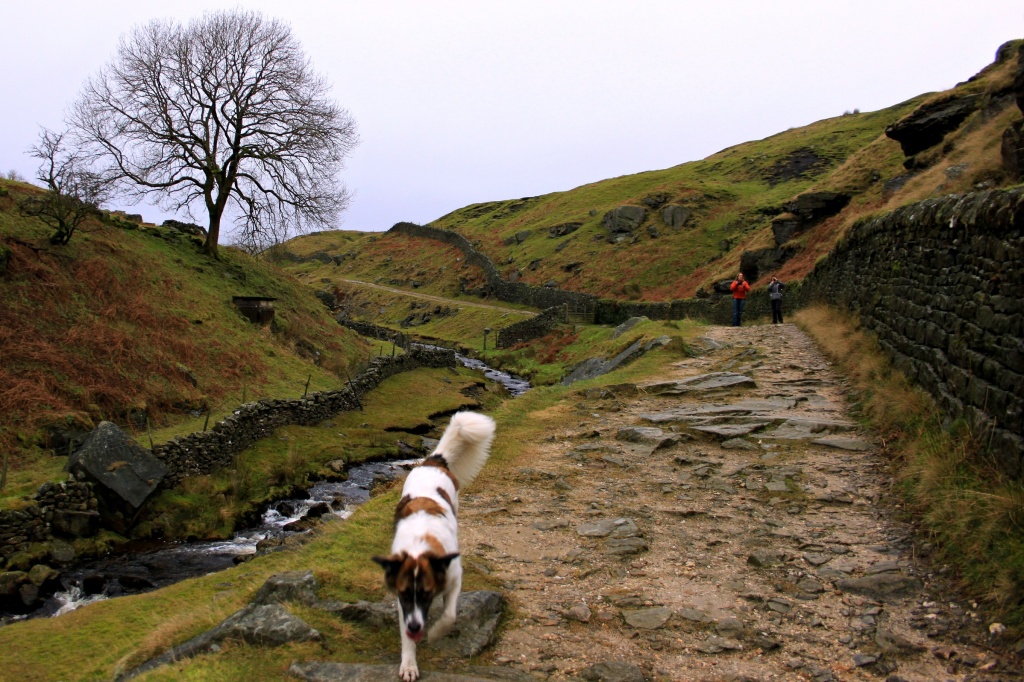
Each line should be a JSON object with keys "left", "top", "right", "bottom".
{"left": 68, "top": 9, "right": 358, "bottom": 257}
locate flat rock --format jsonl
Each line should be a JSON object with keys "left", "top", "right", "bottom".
{"left": 644, "top": 372, "right": 756, "bottom": 395}
{"left": 67, "top": 421, "right": 167, "bottom": 520}
{"left": 605, "top": 537, "right": 648, "bottom": 555}
{"left": 721, "top": 438, "right": 759, "bottom": 450}
{"left": 615, "top": 427, "right": 664, "bottom": 444}
{"left": 576, "top": 518, "right": 640, "bottom": 538}
{"left": 678, "top": 607, "right": 711, "bottom": 623}
{"left": 320, "top": 599, "right": 395, "bottom": 630}
{"left": 288, "top": 662, "right": 501, "bottom": 681}
{"left": 430, "top": 591, "right": 505, "bottom": 658}
{"left": 692, "top": 423, "right": 770, "bottom": 438}
{"left": 696, "top": 635, "right": 744, "bottom": 654}
{"left": 253, "top": 570, "right": 319, "bottom": 606}
{"left": 579, "top": 661, "right": 646, "bottom": 682}
{"left": 803, "top": 553, "right": 832, "bottom": 567}
{"left": 836, "top": 574, "right": 922, "bottom": 601}
{"left": 122, "top": 604, "right": 320, "bottom": 680}
{"left": 811, "top": 436, "right": 871, "bottom": 451}
{"left": 747, "top": 550, "right": 785, "bottom": 567}
{"left": 622, "top": 606, "right": 672, "bottom": 629}
{"left": 530, "top": 519, "right": 569, "bottom": 531}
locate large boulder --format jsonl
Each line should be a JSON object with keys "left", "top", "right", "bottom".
{"left": 121, "top": 603, "right": 321, "bottom": 680}
{"left": 561, "top": 337, "right": 670, "bottom": 386}
{"left": 885, "top": 95, "right": 980, "bottom": 157}
{"left": 601, "top": 206, "right": 647, "bottom": 234}
{"left": 547, "top": 221, "right": 582, "bottom": 238}
{"left": 740, "top": 245, "right": 799, "bottom": 281}
{"left": 771, "top": 192, "right": 850, "bottom": 245}
{"left": 660, "top": 204, "right": 691, "bottom": 229}
{"left": 66, "top": 421, "right": 167, "bottom": 531}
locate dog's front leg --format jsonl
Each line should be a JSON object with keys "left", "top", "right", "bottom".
{"left": 398, "top": 625, "right": 419, "bottom": 682}
{"left": 427, "top": 573, "right": 461, "bottom": 643}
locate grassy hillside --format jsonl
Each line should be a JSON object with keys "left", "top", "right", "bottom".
{"left": 0, "top": 322, "right": 700, "bottom": 682}
{"left": 0, "top": 181, "right": 371, "bottom": 506}
{"left": 279, "top": 42, "right": 1021, "bottom": 309}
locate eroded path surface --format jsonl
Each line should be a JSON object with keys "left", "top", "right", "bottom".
{"left": 460, "top": 323, "right": 1020, "bottom": 681}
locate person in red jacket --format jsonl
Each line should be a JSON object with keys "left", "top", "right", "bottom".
{"left": 730, "top": 272, "right": 751, "bottom": 326}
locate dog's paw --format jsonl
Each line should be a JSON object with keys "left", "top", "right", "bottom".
{"left": 399, "top": 660, "right": 420, "bottom": 682}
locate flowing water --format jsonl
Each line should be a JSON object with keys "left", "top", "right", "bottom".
{"left": 17, "top": 353, "right": 529, "bottom": 620}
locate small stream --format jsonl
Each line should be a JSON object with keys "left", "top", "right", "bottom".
{"left": 11, "top": 352, "right": 528, "bottom": 621}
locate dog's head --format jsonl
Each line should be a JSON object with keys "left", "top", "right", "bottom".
{"left": 372, "top": 551, "right": 459, "bottom": 642}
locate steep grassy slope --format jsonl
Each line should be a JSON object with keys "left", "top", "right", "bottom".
{"left": 0, "top": 182, "right": 370, "bottom": 505}
{"left": 281, "top": 42, "right": 1021, "bottom": 308}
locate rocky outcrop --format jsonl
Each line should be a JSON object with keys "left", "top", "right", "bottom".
{"left": 1001, "top": 122, "right": 1024, "bottom": 179}
{"left": 161, "top": 219, "right": 207, "bottom": 237}
{"left": 1000, "top": 43, "right": 1024, "bottom": 179}
{"left": 601, "top": 206, "right": 647, "bottom": 235}
{"left": 660, "top": 205, "right": 691, "bottom": 229}
{"left": 502, "top": 230, "right": 533, "bottom": 246}
{"left": 885, "top": 95, "right": 980, "bottom": 157}
{"left": 739, "top": 245, "right": 799, "bottom": 282}
{"left": 561, "top": 336, "right": 670, "bottom": 386}
{"left": 771, "top": 191, "right": 851, "bottom": 245}
{"left": 547, "top": 222, "right": 582, "bottom": 238}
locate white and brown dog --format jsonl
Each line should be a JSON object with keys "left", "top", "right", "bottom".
{"left": 373, "top": 411, "right": 496, "bottom": 682}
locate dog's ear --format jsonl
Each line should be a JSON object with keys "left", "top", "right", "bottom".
{"left": 372, "top": 552, "right": 407, "bottom": 586}
{"left": 428, "top": 552, "right": 460, "bottom": 575}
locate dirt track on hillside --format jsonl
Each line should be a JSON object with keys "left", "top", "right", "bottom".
{"left": 455, "top": 323, "right": 1022, "bottom": 681}
{"left": 339, "top": 279, "right": 537, "bottom": 317}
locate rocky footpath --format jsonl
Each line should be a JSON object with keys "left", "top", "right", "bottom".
{"left": 444, "top": 323, "right": 1023, "bottom": 681}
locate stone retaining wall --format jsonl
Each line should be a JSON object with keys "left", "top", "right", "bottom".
{"left": 155, "top": 346, "right": 456, "bottom": 485}
{"left": 496, "top": 307, "right": 564, "bottom": 349}
{"left": 798, "top": 188, "right": 1024, "bottom": 477}
{"left": 0, "top": 482, "right": 97, "bottom": 562}
{"left": 390, "top": 223, "right": 600, "bottom": 312}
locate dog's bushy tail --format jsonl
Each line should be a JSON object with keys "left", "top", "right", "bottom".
{"left": 432, "top": 412, "right": 496, "bottom": 487}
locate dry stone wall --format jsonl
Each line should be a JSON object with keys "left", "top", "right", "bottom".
{"left": 154, "top": 346, "right": 456, "bottom": 485}
{"left": 0, "top": 347, "right": 455, "bottom": 564}
{"left": 798, "top": 188, "right": 1024, "bottom": 477}
{"left": 0, "top": 482, "right": 97, "bottom": 563}
{"left": 389, "top": 223, "right": 599, "bottom": 313}
{"left": 496, "top": 307, "right": 564, "bottom": 349}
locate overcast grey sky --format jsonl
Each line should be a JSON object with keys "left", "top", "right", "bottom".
{"left": 2, "top": 1, "right": 1021, "bottom": 235}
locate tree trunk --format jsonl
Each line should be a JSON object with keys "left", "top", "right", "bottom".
{"left": 205, "top": 211, "right": 222, "bottom": 259}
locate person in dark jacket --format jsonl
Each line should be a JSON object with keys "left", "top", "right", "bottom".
{"left": 730, "top": 273, "right": 750, "bottom": 326}
{"left": 768, "top": 276, "right": 785, "bottom": 324}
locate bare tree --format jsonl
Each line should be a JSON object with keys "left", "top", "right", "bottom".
{"left": 21, "top": 128, "right": 108, "bottom": 245}
{"left": 69, "top": 10, "right": 358, "bottom": 257}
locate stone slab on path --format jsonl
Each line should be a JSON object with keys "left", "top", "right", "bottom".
{"left": 643, "top": 372, "right": 756, "bottom": 395}
{"left": 811, "top": 435, "right": 872, "bottom": 451}
{"left": 288, "top": 662, "right": 518, "bottom": 681}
